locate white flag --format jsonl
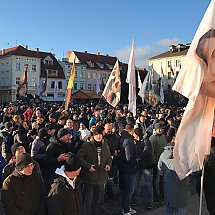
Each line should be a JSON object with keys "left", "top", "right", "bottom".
{"left": 102, "top": 60, "right": 121, "bottom": 107}
{"left": 96, "top": 76, "right": 101, "bottom": 94}
{"left": 172, "top": 0, "right": 215, "bottom": 179}
{"left": 160, "top": 78, "right": 164, "bottom": 104}
{"left": 126, "top": 39, "right": 136, "bottom": 117}
{"left": 54, "top": 81, "right": 58, "bottom": 100}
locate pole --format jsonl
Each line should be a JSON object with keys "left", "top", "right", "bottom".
{"left": 199, "top": 164, "right": 205, "bottom": 215}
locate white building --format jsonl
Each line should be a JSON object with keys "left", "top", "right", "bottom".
{"left": 66, "top": 50, "right": 117, "bottom": 92}
{"left": 148, "top": 44, "right": 190, "bottom": 91}
{"left": 0, "top": 45, "right": 66, "bottom": 102}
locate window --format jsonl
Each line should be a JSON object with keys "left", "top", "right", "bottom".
{"left": 80, "top": 82, "right": 84, "bottom": 90}
{"left": 91, "top": 62, "right": 94, "bottom": 67}
{"left": 16, "top": 63, "right": 20, "bottom": 71}
{"left": 87, "top": 72, "right": 91, "bottom": 79}
{"left": 88, "top": 84, "right": 92, "bottom": 90}
{"left": 167, "top": 61, "right": 172, "bottom": 68}
{"left": 58, "top": 81, "right": 62, "bottom": 89}
{"left": 93, "top": 84, "right": 96, "bottom": 90}
{"left": 80, "top": 71, "right": 84, "bottom": 78}
{"left": 48, "top": 60, "right": 53, "bottom": 65}
{"left": 103, "top": 73, "right": 107, "bottom": 79}
{"left": 48, "top": 70, "right": 58, "bottom": 77}
{"left": 32, "top": 65, "right": 36, "bottom": 72}
{"left": 168, "top": 72, "right": 171, "bottom": 79}
{"left": 16, "top": 77, "right": 20, "bottom": 85}
{"left": 32, "top": 78, "right": 36, "bottom": 86}
{"left": 93, "top": 73, "right": 96, "bottom": 79}
{"left": 51, "top": 81, "right": 55, "bottom": 89}
{"left": 176, "top": 59, "right": 181, "bottom": 67}
{"left": 74, "top": 83, "right": 77, "bottom": 90}
{"left": 98, "top": 74, "right": 101, "bottom": 79}
{"left": 75, "top": 71, "right": 77, "bottom": 78}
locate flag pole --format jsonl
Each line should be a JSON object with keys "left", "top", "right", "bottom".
{"left": 199, "top": 163, "right": 205, "bottom": 215}
{"left": 24, "top": 64, "right": 28, "bottom": 98}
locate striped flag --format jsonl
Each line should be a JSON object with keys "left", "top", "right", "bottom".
{"left": 126, "top": 39, "right": 136, "bottom": 117}
{"left": 17, "top": 65, "right": 28, "bottom": 97}
{"left": 102, "top": 60, "right": 121, "bottom": 107}
{"left": 64, "top": 59, "right": 76, "bottom": 110}
{"left": 172, "top": 0, "right": 215, "bottom": 179}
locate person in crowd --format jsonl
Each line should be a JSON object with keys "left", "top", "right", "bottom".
{"left": 31, "top": 128, "right": 48, "bottom": 172}
{"left": 158, "top": 141, "right": 189, "bottom": 215}
{"left": 78, "top": 125, "right": 112, "bottom": 215}
{"left": 79, "top": 122, "right": 91, "bottom": 142}
{"left": 13, "top": 121, "right": 35, "bottom": 152}
{"left": 1, "top": 142, "right": 41, "bottom": 183}
{"left": 119, "top": 124, "right": 138, "bottom": 215}
{"left": 12, "top": 114, "right": 22, "bottom": 131}
{"left": 0, "top": 121, "right": 14, "bottom": 163}
{"left": 149, "top": 122, "right": 168, "bottom": 202}
{"left": 45, "top": 128, "right": 74, "bottom": 188}
{"left": 1, "top": 153, "right": 46, "bottom": 215}
{"left": 103, "top": 123, "right": 119, "bottom": 199}
{"left": 133, "top": 128, "right": 154, "bottom": 209}
{"left": 47, "top": 154, "right": 83, "bottom": 215}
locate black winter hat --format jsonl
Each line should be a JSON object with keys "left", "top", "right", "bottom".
{"left": 64, "top": 154, "right": 82, "bottom": 172}
{"left": 11, "top": 142, "right": 25, "bottom": 155}
{"left": 134, "top": 128, "right": 144, "bottom": 140}
{"left": 16, "top": 153, "right": 33, "bottom": 171}
{"left": 93, "top": 125, "right": 104, "bottom": 136}
{"left": 38, "top": 128, "right": 48, "bottom": 138}
{"left": 154, "top": 123, "right": 163, "bottom": 130}
{"left": 57, "top": 128, "right": 71, "bottom": 139}
{"left": 45, "top": 122, "right": 56, "bottom": 131}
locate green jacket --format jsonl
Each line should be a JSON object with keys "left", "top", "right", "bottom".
{"left": 1, "top": 169, "right": 46, "bottom": 215}
{"left": 77, "top": 139, "right": 112, "bottom": 185}
{"left": 149, "top": 134, "right": 168, "bottom": 164}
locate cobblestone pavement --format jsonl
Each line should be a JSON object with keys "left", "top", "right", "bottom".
{"left": 100, "top": 184, "right": 209, "bottom": 215}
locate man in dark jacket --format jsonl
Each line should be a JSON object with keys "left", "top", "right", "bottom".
{"left": 78, "top": 125, "right": 112, "bottom": 215}
{"left": 47, "top": 154, "right": 83, "bottom": 215}
{"left": 119, "top": 124, "right": 138, "bottom": 215}
{"left": 45, "top": 128, "right": 74, "bottom": 189}
{"left": 1, "top": 153, "right": 46, "bottom": 215}
{"left": 0, "top": 121, "right": 14, "bottom": 162}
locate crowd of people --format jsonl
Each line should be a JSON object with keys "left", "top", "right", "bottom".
{"left": 0, "top": 101, "right": 214, "bottom": 215}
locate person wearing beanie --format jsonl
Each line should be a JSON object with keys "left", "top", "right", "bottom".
{"left": 45, "top": 127, "right": 75, "bottom": 189}
{"left": 78, "top": 125, "right": 112, "bottom": 215}
{"left": 47, "top": 154, "right": 83, "bottom": 215}
{"left": 1, "top": 143, "right": 41, "bottom": 183}
{"left": 2, "top": 153, "right": 46, "bottom": 215}
{"left": 31, "top": 128, "right": 48, "bottom": 172}
{"left": 149, "top": 121, "right": 168, "bottom": 202}
{"left": 132, "top": 127, "right": 154, "bottom": 209}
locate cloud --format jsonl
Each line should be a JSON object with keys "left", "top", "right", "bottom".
{"left": 157, "top": 38, "right": 181, "bottom": 48}
{"left": 114, "top": 45, "right": 160, "bottom": 68}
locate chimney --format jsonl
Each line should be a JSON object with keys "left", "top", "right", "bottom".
{"left": 96, "top": 51, "right": 100, "bottom": 55}
{"left": 106, "top": 54, "right": 109, "bottom": 56}
{"left": 1, "top": 49, "right": 5, "bottom": 55}
{"left": 84, "top": 50, "right": 87, "bottom": 54}
{"left": 25, "top": 45, "right": 28, "bottom": 50}
{"left": 34, "top": 48, "right": 39, "bottom": 53}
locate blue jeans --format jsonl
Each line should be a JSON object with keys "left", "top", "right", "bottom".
{"left": 165, "top": 206, "right": 186, "bottom": 215}
{"left": 134, "top": 168, "right": 154, "bottom": 203}
{"left": 121, "top": 172, "right": 137, "bottom": 213}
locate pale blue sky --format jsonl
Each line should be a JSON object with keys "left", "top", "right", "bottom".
{"left": 0, "top": 0, "right": 211, "bottom": 67}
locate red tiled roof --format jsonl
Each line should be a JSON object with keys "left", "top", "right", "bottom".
{"left": 72, "top": 90, "right": 101, "bottom": 99}
{"left": 71, "top": 50, "right": 117, "bottom": 67}
{"left": 0, "top": 45, "right": 65, "bottom": 79}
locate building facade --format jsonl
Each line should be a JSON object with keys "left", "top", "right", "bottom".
{"left": 0, "top": 46, "right": 66, "bottom": 102}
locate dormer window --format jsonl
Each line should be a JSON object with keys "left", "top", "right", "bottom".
{"left": 44, "top": 56, "right": 53, "bottom": 65}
